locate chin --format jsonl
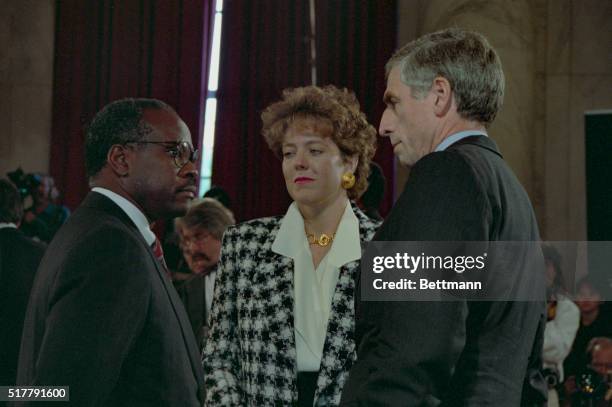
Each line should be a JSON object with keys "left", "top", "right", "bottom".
{"left": 293, "top": 194, "right": 323, "bottom": 206}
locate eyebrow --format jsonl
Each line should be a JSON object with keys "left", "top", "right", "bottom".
{"left": 282, "top": 139, "right": 326, "bottom": 148}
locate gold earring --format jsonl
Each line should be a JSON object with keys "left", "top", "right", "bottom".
{"left": 341, "top": 172, "right": 356, "bottom": 189}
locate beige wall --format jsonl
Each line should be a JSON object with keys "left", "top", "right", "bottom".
{"left": 0, "top": 0, "right": 55, "bottom": 177}
{"left": 395, "top": 0, "right": 612, "bottom": 240}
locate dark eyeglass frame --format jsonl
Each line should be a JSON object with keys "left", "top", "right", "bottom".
{"left": 126, "top": 141, "right": 199, "bottom": 169}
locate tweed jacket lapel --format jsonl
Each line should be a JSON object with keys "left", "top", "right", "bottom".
{"left": 259, "top": 246, "right": 297, "bottom": 362}
{"left": 314, "top": 206, "right": 380, "bottom": 404}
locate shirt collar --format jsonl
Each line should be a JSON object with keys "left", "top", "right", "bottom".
{"left": 434, "top": 130, "right": 488, "bottom": 152}
{"left": 91, "top": 187, "right": 157, "bottom": 246}
{"left": 326, "top": 202, "right": 361, "bottom": 266}
{"left": 272, "top": 201, "right": 361, "bottom": 267}
{"left": 272, "top": 202, "right": 307, "bottom": 258}
{"left": 0, "top": 222, "right": 18, "bottom": 230}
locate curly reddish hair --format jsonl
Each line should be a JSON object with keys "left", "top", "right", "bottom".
{"left": 261, "top": 85, "right": 377, "bottom": 199}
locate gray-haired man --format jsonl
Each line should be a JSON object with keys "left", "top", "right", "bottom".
{"left": 342, "top": 28, "right": 546, "bottom": 406}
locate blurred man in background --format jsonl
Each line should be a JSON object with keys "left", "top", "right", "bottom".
{"left": 174, "top": 198, "right": 235, "bottom": 348}
{"left": 20, "top": 173, "right": 70, "bottom": 243}
{"left": 0, "top": 179, "right": 45, "bottom": 390}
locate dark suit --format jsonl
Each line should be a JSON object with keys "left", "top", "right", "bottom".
{"left": 16, "top": 192, "right": 204, "bottom": 406}
{"left": 342, "top": 136, "right": 546, "bottom": 406}
{"left": 0, "top": 228, "right": 45, "bottom": 388}
{"left": 174, "top": 268, "right": 213, "bottom": 349}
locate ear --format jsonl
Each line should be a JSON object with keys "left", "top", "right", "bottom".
{"left": 106, "top": 144, "right": 131, "bottom": 177}
{"left": 431, "top": 76, "right": 453, "bottom": 117}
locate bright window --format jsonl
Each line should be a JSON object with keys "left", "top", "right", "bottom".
{"left": 199, "top": 0, "right": 224, "bottom": 195}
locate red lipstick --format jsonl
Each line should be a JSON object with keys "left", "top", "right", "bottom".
{"left": 294, "top": 177, "right": 314, "bottom": 184}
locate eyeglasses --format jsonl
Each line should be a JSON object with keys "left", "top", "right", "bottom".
{"left": 128, "top": 141, "right": 199, "bottom": 169}
{"left": 180, "top": 231, "right": 215, "bottom": 249}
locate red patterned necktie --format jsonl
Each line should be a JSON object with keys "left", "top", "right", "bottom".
{"left": 151, "top": 237, "right": 170, "bottom": 275}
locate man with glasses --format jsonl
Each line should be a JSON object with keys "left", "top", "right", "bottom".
{"left": 173, "top": 198, "right": 235, "bottom": 349}
{"left": 16, "top": 98, "right": 204, "bottom": 406}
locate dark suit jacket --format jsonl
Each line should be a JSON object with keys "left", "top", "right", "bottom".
{"left": 174, "top": 268, "right": 213, "bottom": 349}
{"left": 15, "top": 192, "right": 204, "bottom": 406}
{"left": 341, "top": 136, "right": 546, "bottom": 406}
{"left": 0, "top": 228, "right": 45, "bottom": 388}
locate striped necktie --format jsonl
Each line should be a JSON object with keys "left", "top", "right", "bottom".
{"left": 151, "top": 237, "right": 170, "bottom": 275}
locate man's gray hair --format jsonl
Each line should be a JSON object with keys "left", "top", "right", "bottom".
{"left": 386, "top": 27, "right": 504, "bottom": 125}
{"left": 176, "top": 198, "right": 235, "bottom": 241}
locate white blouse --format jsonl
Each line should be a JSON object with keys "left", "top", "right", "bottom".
{"left": 271, "top": 201, "right": 361, "bottom": 372}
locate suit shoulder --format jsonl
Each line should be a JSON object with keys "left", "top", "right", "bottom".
{"left": 58, "top": 206, "right": 142, "bottom": 246}
{"left": 415, "top": 149, "right": 477, "bottom": 174}
{"left": 0, "top": 229, "right": 46, "bottom": 252}
{"left": 410, "top": 150, "right": 488, "bottom": 195}
{"left": 46, "top": 210, "right": 151, "bottom": 279}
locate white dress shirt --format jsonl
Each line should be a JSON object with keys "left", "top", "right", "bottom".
{"left": 272, "top": 201, "right": 361, "bottom": 371}
{"left": 205, "top": 271, "right": 216, "bottom": 316}
{"left": 543, "top": 294, "right": 580, "bottom": 381}
{"left": 434, "top": 130, "right": 488, "bottom": 152}
{"left": 91, "top": 187, "right": 156, "bottom": 246}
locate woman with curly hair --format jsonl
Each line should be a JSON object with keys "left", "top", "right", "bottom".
{"left": 203, "top": 85, "right": 380, "bottom": 406}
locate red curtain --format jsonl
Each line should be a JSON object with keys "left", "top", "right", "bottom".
{"left": 316, "top": 0, "right": 397, "bottom": 216}
{"left": 50, "top": 0, "right": 215, "bottom": 209}
{"left": 211, "top": 0, "right": 397, "bottom": 221}
{"left": 211, "top": 0, "right": 311, "bottom": 221}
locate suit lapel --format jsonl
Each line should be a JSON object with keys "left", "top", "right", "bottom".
{"left": 315, "top": 259, "right": 359, "bottom": 397}
{"left": 147, "top": 247, "right": 205, "bottom": 387}
{"left": 262, "top": 249, "right": 297, "bottom": 362}
{"left": 315, "top": 207, "right": 380, "bottom": 400}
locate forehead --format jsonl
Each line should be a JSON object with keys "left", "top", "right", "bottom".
{"left": 384, "top": 65, "right": 426, "bottom": 104}
{"left": 385, "top": 66, "right": 404, "bottom": 93}
{"left": 283, "top": 118, "right": 333, "bottom": 144}
{"left": 180, "top": 224, "right": 210, "bottom": 237}
{"left": 142, "top": 108, "right": 191, "bottom": 143}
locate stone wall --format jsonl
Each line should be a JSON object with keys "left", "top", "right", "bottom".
{"left": 394, "top": 0, "right": 612, "bottom": 240}
{"left": 0, "top": 0, "right": 54, "bottom": 177}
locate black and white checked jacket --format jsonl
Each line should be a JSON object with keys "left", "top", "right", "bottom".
{"left": 203, "top": 205, "right": 380, "bottom": 406}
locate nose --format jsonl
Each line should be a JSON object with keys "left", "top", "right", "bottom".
{"left": 379, "top": 108, "right": 393, "bottom": 137}
{"left": 293, "top": 149, "right": 309, "bottom": 170}
{"left": 182, "top": 238, "right": 198, "bottom": 254}
{"left": 179, "top": 159, "right": 199, "bottom": 179}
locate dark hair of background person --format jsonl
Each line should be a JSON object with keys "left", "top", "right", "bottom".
{"left": 84, "top": 98, "right": 173, "bottom": 178}
{"left": 202, "top": 186, "right": 232, "bottom": 211}
{"left": 542, "top": 244, "right": 567, "bottom": 292}
{"left": 0, "top": 179, "right": 24, "bottom": 224}
{"left": 360, "top": 162, "right": 386, "bottom": 221}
